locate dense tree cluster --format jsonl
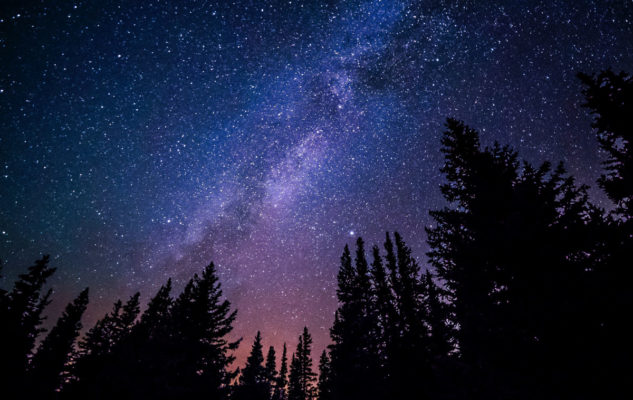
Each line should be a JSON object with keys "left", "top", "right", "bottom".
{"left": 322, "top": 233, "right": 453, "bottom": 400}
{"left": 0, "top": 257, "right": 319, "bottom": 400}
{"left": 321, "top": 70, "right": 633, "bottom": 400}
{"left": 0, "top": 262, "right": 240, "bottom": 399}
{"left": 0, "top": 70, "right": 630, "bottom": 399}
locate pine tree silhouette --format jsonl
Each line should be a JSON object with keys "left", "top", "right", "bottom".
{"left": 162, "top": 262, "right": 240, "bottom": 398}
{"left": 391, "top": 232, "right": 432, "bottom": 398}
{"left": 90, "top": 279, "right": 175, "bottom": 399}
{"left": 317, "top": 350, "right": 332, "bottom": 400}
{"left": 329, "top": 239, "right": 386, "bottom": 400}
{"left": 235, "top": 331, "right": 269, "bottom": 400}
{"left": 427, "top": 118, "right": 602, "bottom": 398}
{"left": 69, "top": 292, "right": 141, "bottom": 396}
{"left": 66, "top": 262, "right": 239, "bottom": 399}
{"left": 28, "top": 288, "right": 89, "bottom": 396}
{"left": 579, "top": 69, "right": 633, "bottom": 396}
{"left": 273, "top": 343, "right": 289, "bottom": 400}
{"left": 265, "top": 345, "right": 278, "bottom": 397}
{"left": 368, "top": 243, "right": 396, "bottom": 370}
{"left": 288, "top": 328, "right": 316, "bottom": 400}
{"left": 0, "top": 255, "right": 56, "bottom": 395}
{"left": 288, "top": 352, "right": 301, "bottom": 400}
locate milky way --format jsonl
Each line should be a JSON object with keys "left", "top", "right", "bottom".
{"left": 1, "top": 0, "right": 632, "bottom": 364}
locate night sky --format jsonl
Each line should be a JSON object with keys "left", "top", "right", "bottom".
{"left": 1, "top": 0, "right": 632, "bottom": 365}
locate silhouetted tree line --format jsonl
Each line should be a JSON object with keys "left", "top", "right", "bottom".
{"left": 0, "top": 70, "right": 631, "bottom": 399}
{"left": 0, "top": 261, "right": 243, "bottom": 399}
{"left": 318, "top": 70, "right": 633, "bottom": 400}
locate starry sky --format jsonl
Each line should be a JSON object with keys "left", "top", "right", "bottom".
{"left": 1, "top": 0, "right": 632, "bottom": 366}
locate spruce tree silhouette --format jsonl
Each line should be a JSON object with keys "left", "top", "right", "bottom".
{"left": 426, "top": 118, "right": 602, "bottom": 399}
{"left": 65, "top": 262, "right": 239, "bottom": 399}
{"left": 273, "top": 343, "right": 289, "bottom": 400}
{"left": 328, "top": 244, "right": 356, "bottom": 400}
{"left": 368, "top": 244, "right": 396, "bottom": 385}
{"left": 68, "top": 292, "right": 141, "bottom": 397}
{"left": 160, "top": 262, "right": 240, "bottom": 399}
{"left": 288, "top": 352, "right": 301, "bottom": 400}
{"left": 92, "top": 279, "right": 175, "bottom": 399}
{"left": 392, "top": 232, "right": 432, "bottom": 399}
{"left": 579, "top": 69, "right": 633, "bottom": 396}
{"left": 317, "top": 350, "right": 332, "bottom": 400}
{"left": 0, "top": 255, "right": 56, "bottom": 396}
{"left": 235, "top": 331, "right": 269, "bottom": 400}
{"left": 265, "top": 345, "right": 278, "bottom": 398}
{"left": 28, "top": 288, "right": 89, "bottom": 397}
{"left": 2, "top": 69, "right": 630, "bottom": 400}
{"left": 288, "top": 327, "right": 316, "bottom": 400}
{"left": 329, "top": 233, "right": 439, "bottom": 400}
{"left": 329, "top": 239, "right": 386, "bottom": 400}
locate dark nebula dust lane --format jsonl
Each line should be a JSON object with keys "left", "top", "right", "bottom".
{"left": 1, "top": 0, "right": 632, "bottom": 363}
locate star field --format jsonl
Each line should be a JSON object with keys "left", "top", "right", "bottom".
{"left": 1, "top": 0, "right": 632, "bottom": 364}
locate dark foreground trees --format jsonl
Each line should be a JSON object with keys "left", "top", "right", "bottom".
{"left": 323, "top": 70, "right": 633, "bottom": 400}
{"left": 28, "top": 288, "right": 89, "bottom": 397}
{"left": 327, "top": 234, "right": 452, "bottom": 400}
{"left": 288, "top": 327, "right": 317, "bottom": 400}
{"left": 577, "top": 69, "right": 633, "bottom": 397}
{"left": 67, "top": 262, "right": 240, "bottom": 399}
{"left": 1, "top": 69, "right": 631, "bottom": 400}
{"left": 234, "top": 331, "right": 269, "bottom": 400}
{"left": 426, "top": 118, "right": 603, "bottom": 399}
{"left": 0, "top": 261, "right": 241, "bottom": 400}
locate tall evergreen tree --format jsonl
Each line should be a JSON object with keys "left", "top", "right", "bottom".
{"left": 265, "top": 345, "right": 278, "bottom": 396}
{"left": 317, "top": 350, "right": 332, "bottom": 400}
{"left": 579, "top": 69, "right": 633, "bottom": 396}
{"left": 288, "top": 352, "right": 302, "bottom": 400}
{"left": 273, "top": 343, "right": 289, "bottom": 400}
{"left": 242, "top": 331, "right": 265, "bottom": 384}
{"left": 68, "top": 262, "right": 239, "bottom": 399}
{"left": 329, "top": 240, "right": 385, "bottom": 400}
{"left": 28, "top": 288, "right": 89, "bottom": 396}
{"left": 426, "top": 119, "right": 518, "bottom": 395}
{"left": 427, "top": 118, "right": 600, "bottom": 398}
{"left": 387, "top": 233, "right": 432, "bottom": 399}
{"left": 235, "top": 331, "right": 268, "bottom": 400}
{"left": 100, "top": 279, "right": 175, "bottom": 399}
{"left": 368, "top": 244, "right": 395, "bottom": 374}
{"left": 328, "top": 244, "right": 358, "bottom": 400}
{"left": 288, "top": 328, "right": 316, "bottom": 400}
{"left": 69, "top": 292, "right": 141, "bottom": 396}
{"left": 163, "top": 262, "right": 240, "bottom": 398}
{"left": 0, "top": 255, "right": 56, "bottom": 395}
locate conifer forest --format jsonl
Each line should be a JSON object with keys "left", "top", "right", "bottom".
{"left": 1, "top": 1, "right": 632, "bottom": 399}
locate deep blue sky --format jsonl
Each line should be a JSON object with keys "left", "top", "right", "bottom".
{"left": 1, "top": 0, "right": 632, "bottom": 364}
